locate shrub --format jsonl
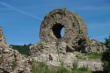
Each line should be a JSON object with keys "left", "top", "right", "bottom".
{"left": 103, "top": 51, "right": 110, "bottom": 73}
{"left": 102, "top": 36, "right": 110, "bottom": 73}
{"left": 104, "top": 36, "right": 110, "bottom": 48}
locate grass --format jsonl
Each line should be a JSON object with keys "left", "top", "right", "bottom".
{"left": 72, "top": 62, "right": 92, "bottom": 73}
{"left": 32, "top": 62, "right": 54, "bottom": 73}
{"left": 57, "top": 66, "right": 70, "bottom": 73}
{"left": 74, "top": 67, "right": 92, "bottom": 73}
{"left": 88, "top": 52, "right": 103, "bottom": 59}
{"left": 76, "top": 52, "right": 103, "bottom": 60}
{"left": 32, "top": 62, "right": 70, "bottom": 73}
{"left": 32, "top": 62, "right": 92, "bottom": 73}
{"left": 72, "top": 62, "right": 78, "bottom": 71}
{"left": 78, "top": 66, "right": 88, "bottom": 71}
{"left": 76, "top": 70, "right": 92, "bottom": 73}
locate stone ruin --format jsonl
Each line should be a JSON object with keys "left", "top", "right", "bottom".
{"left": 40, "top": 9, "right": 88, "bottom": 51}
{"left": 30, "top": 9, "right": 108, "bottom": 71}
{"left": 0, "top": 9, "right": 109, "bottom": 73}
{"left": 0, "top": 28, "right": 32, "bottom": 73}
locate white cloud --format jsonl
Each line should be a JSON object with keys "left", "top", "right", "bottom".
{"left": 0, "top": 1, "right": 42, "bottom": 21}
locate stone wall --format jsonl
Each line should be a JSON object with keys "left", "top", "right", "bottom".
{"left": 87, "top": 37, "right": 108, "bottom": 53}
{"left": 40, "top": 9, "right": 88, "bottom": 51}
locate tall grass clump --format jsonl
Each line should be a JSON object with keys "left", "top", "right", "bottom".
{"left": 72, "top": 63, "right": 78, "bottom": 70}
{"left": 32, "top": 62, "right": 53, "bottom": 73}
{"left": 77, "top": 66, "right": 92, "bottom": 73}
{"left": 57, "top": 66, "right": 70, "bottom": 73}
{"left": 72, "top": 62, "right": 92, "bottom": 73}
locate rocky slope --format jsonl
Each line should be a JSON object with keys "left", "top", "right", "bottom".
{"left": 0, "top": 28, "right": 32, "bottom": 73}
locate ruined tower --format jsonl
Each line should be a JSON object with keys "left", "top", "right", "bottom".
{"left": 40, "top": 9, "right": 88, "bottom": 51}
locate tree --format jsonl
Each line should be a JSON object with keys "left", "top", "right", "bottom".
{"left": 104, "top": 36, "right": 110, "bottom": 48}
{"left": 103, "top": 36, "right": 110, "bottom": 73}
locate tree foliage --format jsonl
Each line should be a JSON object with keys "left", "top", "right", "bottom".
{"left": 104, "top": 36, "right": 110, "bottom": 48}
{"left": 10, "top": 44, "right": 31, "bottom": 56}
{"left": 103, "top": 36, "right": 110, "bottom": 73}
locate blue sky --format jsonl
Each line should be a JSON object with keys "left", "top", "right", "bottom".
{"left": 0, "top": 0, "right": 110, "bottom": 45}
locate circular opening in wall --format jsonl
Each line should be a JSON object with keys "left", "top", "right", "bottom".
{"left": 61, "top": 27, "right": 65, "bottom": 38}
{"left": 52, "top": 24, "right": 65, "bottom": 39}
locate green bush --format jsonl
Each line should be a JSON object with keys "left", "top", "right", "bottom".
{"left": 102, "top": 36, "right": 110, "bottom": 73}
{"left": 104, "top": 36, "right": 110, "bottom": 48}
{"left": 103, "top": 51, "right": 110, "bottom": 73}
{"left": 104, "top": 61, "right": 110, "bottom": 71}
